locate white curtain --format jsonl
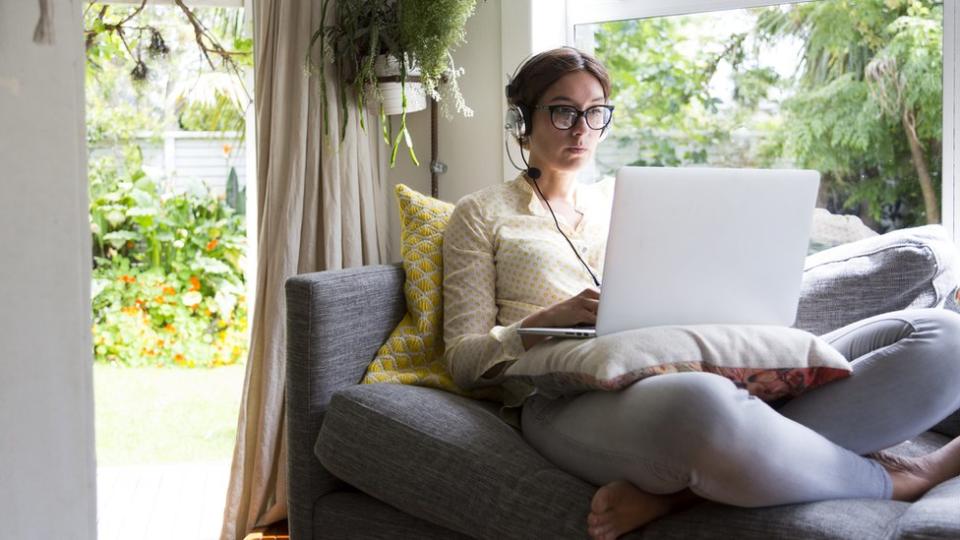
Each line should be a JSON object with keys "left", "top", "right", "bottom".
{"left": 220, "top": 1, "right": 390, "bottom": 537}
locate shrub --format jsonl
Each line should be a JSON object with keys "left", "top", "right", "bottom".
{"left": 90, "top": 145, "right": 248, "bottom": 368}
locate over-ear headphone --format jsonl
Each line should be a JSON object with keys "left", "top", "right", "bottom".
{"left": 504, "top": 81, "right": 531, "bottom": 144}
{"left": 504, "top": 104, "right": 530, "bottom": 144}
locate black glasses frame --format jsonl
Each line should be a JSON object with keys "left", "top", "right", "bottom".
{"left": 533, "top": 104, "right": 615, "bottom": 130}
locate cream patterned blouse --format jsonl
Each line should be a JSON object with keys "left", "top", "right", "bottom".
{"left": 442, "top": 173, "right": 615, "bottom": 406}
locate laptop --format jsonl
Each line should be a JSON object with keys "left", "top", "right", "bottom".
{"left": 517, "top": 166, "right": 820, "bottom": 338}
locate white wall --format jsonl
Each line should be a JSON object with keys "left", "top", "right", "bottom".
{"left": 0, "top": 1, "right": 97, "bottom": 538}
{"left": 385, "top": 0, "right": 508, "bottom": 260}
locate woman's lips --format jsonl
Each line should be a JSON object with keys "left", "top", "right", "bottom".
{"left": 565, "top": 146, "right": 587, "bottom": 154}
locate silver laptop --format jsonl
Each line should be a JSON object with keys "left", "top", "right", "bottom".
{"left": 517, "top": 166, "right": 820, "bottom": 338}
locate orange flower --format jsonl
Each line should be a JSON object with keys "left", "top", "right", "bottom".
{"left": 206, "top": 238, "right": 219, "bottom": 251}
{"left": 126, "top": 241, "right": 135, "bottom": 249}
{"left": 154, "top": 295, "right": 165, "bottom": 304}
{"left": 173, "top": 353, "right": 186, "bottom": 365}
{"left": 119, "top": 275, "right": 136, "bottom": 284}
{"left": 222, "top": 143, "right": 233, "bottom": 156}
{"left": 189, "top": 276, "right": 201, "bottom": 291}
{"left": 162, "top": 286, "right": 176, "bottom": 296}
{"left": 121, "top": 306, "right": 139, "bottom": 315}
{"left": 164, "top": 323, "right": 176, "bottom": 333}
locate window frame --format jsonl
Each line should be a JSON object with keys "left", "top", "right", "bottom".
{"left": 561, "top": 0, "right": 959, "bottom": 245}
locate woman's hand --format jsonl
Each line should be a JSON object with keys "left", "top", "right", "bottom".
{"left": 524, "top": 288, "right": 600, "bottom": 328}
{"left": 519, "top": 288, "right": 600, "bottom": 350}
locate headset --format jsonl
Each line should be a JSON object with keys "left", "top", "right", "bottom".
{"left": 503, "top": 78, "right": 603, "bottom": 288}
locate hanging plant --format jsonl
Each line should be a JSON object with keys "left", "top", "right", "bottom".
{"left": 306, "top": 0, "right": 480, "bottom": 167}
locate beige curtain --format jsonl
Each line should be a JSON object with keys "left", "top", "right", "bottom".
{"left": 220, "top": 1, "right": 390, "bottom": 538}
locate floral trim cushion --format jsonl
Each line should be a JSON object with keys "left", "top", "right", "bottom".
{"left": 503, "top": 325, "right": 851, "bottom": 401}
{"left": 946, "top": 284, "right": 960, "bottom": 313}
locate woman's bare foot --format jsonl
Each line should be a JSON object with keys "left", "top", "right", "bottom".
{"left": 587, "top": 481, "right": 699, "bottom": 540}
{"left": 872, "top": 435, "right": 960, "bottom": 502}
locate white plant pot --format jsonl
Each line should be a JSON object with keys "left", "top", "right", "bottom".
{"left": 373, "top": 54, "right": 427, "bottom": 115}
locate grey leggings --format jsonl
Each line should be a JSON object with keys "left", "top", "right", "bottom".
{"left": 520, "top": 308, "right": 960, "bottom": 507}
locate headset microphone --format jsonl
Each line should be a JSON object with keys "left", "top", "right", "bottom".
{"left": 526, "top": 167, "right": 541, "bottom": 180}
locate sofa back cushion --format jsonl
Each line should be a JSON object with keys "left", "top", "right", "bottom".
{"left": 796, "top": 225, "right": 958, "bottom": 335}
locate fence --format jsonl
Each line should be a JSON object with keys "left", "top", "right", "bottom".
{"left": 90, "top": 130, "right": 247, "bottom": 196}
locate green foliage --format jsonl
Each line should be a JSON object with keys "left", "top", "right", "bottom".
{"left": 592, "top": 0, "right": 942, "bottom": 230}
{"left": 594, "top": 18, "right": 749, "bottom": 167}
{"left": 756, "top": 0, "right": 942, "bottom": 227}
{"left": 84, "top": 3, "right": 252, "bottom": 368}
{"left": 307, "top": 0, "right": 478, "bottom": 166}
{"left": 178, "top": 90, "right": 246, "bottom": 132}
{"left": 225, "top": 166, "right": 246, "bottom": 216}
{"left": 398, "top": 0, "right": 476, "bottom": 100}
{"left": 84, "top": 3, "right": 252, "bottom": 144}
{"left": 89, "top": 147, "right": 248, "bottom": 368}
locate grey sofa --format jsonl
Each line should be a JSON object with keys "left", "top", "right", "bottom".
{"left": 286, "top": 228, "right": 960, "bottom": 540}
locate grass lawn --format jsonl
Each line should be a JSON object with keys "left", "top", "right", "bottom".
{"left": 94, "top": 363, "right": 246, "bottom": 466}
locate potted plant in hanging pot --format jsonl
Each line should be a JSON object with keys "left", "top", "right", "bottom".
{"left": 374, "top": 53, "right": 426, "bottom": 116}
{"left": 307, "top": 0, "right": 480, "bottom": 166}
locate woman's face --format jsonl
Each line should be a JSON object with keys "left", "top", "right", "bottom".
{"left": 527, "top": 70, "right": 607, "bottom": 174}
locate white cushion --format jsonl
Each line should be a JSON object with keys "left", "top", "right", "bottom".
{"left": 504, "top": 325, "right": 851, "bottom": 400}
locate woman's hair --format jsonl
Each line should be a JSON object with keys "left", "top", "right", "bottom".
{"left": 505, "top": 47, "right": 611, "bottom": 142}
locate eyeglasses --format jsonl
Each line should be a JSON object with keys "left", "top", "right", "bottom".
{"left": 533, "top": 104, "right": 615, "bottom": 131}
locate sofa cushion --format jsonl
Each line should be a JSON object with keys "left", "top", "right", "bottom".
{"left": 504, "top": 325, "right": 851, "bottom": 401}
{"left": 796, "top": 225, "right": 958, "bottom": 335}
{"left": 317, "top": 383, "right": 594, "bottom": 540}
{"left": 317, "top": 383, "right": 958, "bottom": 540}
{"left": 639, "top": 498, "right": 908, "bottom": 540}
{"left": 314, "top": 491, "right": 472, "bottom": 539}
{"left": 361, "top": 184, "right": 463, "bottom": 393}
{"left": 894, "top": 476, "right": 960, "bottom": 540}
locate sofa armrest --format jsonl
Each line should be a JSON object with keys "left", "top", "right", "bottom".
{"left": 285, "top": 263, "right": 406, "bottom": 540}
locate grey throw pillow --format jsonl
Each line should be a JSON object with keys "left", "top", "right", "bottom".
{"left": 795, "top": 225, "right": 959, "bottom": 336}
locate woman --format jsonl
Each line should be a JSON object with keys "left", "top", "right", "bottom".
{"left": 441, "top": 47, "right": 960, "bottom": 540}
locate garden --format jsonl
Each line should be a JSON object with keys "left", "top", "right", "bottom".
{"left": 84, "top": 1, "right": 252, "bottom": 465}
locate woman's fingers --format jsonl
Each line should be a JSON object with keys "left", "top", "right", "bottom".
{"left": 580, "top": 288, "right": 601, "bottom": 299}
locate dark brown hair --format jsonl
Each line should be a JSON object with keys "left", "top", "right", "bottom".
{"left": 505, "top": 47, "right": 611, "bottom": 141}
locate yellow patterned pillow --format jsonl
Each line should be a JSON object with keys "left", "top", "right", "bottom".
{"left": 362, "top": 184, "right": 497, "bottom": 400}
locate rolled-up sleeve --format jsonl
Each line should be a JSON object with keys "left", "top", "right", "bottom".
{"left": 442, "top": 197, "right": 525, "bottom": 389}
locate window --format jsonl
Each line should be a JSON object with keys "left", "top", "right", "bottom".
{"left": 561, "top": 0, "right": 958, "bottom": 242}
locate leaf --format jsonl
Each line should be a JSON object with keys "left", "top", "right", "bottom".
{"left": 126, "top": 206, "right": 157, "bottom": 217}
{"left": 191, "top": 256, "right": 232, "bottom": 275}
{"left": 102, "top": 231, "right": 139, "bottom": 248}
{"left": 182, "top": 291, "right": 203, "bottom": 307}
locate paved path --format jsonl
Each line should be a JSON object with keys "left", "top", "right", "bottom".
{"left": 97, "top": 460, "right": 231, "bottom": 540}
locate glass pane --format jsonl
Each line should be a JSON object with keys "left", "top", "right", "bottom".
{"left": 576, "top": 0, "right": 944, "bottom": 237}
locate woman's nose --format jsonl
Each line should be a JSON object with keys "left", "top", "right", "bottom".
{"left": 571, "top": 114, "right": 589, "bottom": 135}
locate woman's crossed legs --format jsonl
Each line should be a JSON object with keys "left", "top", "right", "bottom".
{"left": 520, "top": 309, "right": 960, "bottom": 539}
